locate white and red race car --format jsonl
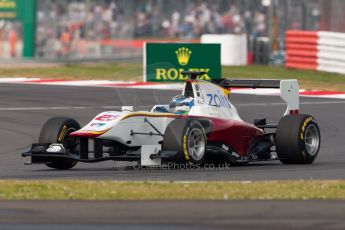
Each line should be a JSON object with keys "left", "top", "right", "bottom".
{"left": 22, "top": 71, "right": 321, "bottom": 169}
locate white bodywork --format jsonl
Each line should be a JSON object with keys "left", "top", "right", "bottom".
{"left": 187, "top": 80, "right": 242, "bottom": 121}
{"left": 75, "top": 79, "right": 299, "bottom": 148}
{"left": 77, "top": 111, "right": 176, "bottom": 146}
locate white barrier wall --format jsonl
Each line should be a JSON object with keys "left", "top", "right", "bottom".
{"left": 317, "top": 31, "right": 345, "bottom": 75}
{"left": 201, "top": 34, "right": 247, "bottom": 66}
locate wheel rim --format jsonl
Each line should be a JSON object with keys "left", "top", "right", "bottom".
{"left": 304, "top": 124, "right": 320, "bottom": 156}
{"left": 187, "top": 128, "right": 205, "bottom": 161}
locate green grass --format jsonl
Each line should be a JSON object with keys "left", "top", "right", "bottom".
{"left": 0, "top": 180, "right": 344, "bottom": 200}
{"left": 1, "top": 63, "right": 345, "bottom": 91}
{"left": 223, "top": 65, "right": 345, "bottom": 91}
{"left": 0, "top": 63, "right": 143, "bottom": 81}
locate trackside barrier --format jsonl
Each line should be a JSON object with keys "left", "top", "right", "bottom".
{"left": 285, "top": 30, "right": 318, "bottom": 71}
{"left": 201, "top": 34, "right": 247, "bottom": 66}
{"left": 286, "top": 30, "right": 345, "bottom": 75}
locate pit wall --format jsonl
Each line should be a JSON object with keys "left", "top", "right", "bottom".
{"left": 286, "top": 30, "right": 345, "bottom": 75}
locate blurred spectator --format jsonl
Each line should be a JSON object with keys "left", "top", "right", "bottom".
{"left": 253, "top": 10, "right": 266, "bottom": 37}
{"left": 59, "top": 27, "right": 72, "bottom": 57}
{"left": 9, "top": 29, "right": 17, "bottom": 57}
{"left": 0, "top": 21, "right": 22, "bottom": 58}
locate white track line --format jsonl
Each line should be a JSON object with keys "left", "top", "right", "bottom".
{"left": 2, "top": 79, "right": 345, "bottom": 99}
{"left": 0, "top": 105, "right": 151, "bottom": 111}
{"left": 0, "top": 78, "right": 40, "bottom": 82}
{"left": 235, "top": 101, "right": 345, "bottom": 107}
{"left": 1, "top": 101, "right": 345, "bottom": 111}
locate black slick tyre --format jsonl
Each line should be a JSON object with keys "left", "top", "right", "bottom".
{"left": 39, "top": 117, "right": 81, "bottom": 169}
{"left": 275, "top": 114, "right": 320, "bottom": 164}
{"left": 162, "top": 119, "right": 207, "bottom": 165}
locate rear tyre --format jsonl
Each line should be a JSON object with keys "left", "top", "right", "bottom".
{"left": 39, "top": 117, "right": 81, "bottom": 169}
{"left": 275, "top": 114, "right": 320, "bottom": 164}
{"left": 162, "top": 119, "right": 207, "bottom": 165}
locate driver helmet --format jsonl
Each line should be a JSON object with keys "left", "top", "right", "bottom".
{"left": 169, "top": 95, "right": 194, "bottom": 114}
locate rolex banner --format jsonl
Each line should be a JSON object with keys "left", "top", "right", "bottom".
{"left": 144, "top": 43, "right": 221, "bottom": 82}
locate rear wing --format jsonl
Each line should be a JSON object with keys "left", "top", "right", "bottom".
{"left": 213, "top": 79, "right": 280, "bottom": 88}
{"left": 216, "top": 78, "right": 300, "bottom": 116}
{"left": 182, "top": 71, "right": 299, "bottom": 116}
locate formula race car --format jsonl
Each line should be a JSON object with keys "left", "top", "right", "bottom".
{"left": 22, "top": 71, "right": 321, "bottom": 169}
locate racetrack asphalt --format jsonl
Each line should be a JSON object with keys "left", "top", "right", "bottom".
{"left": 0, "top": 200, "right": 344, "bottom": 230}
{"left": 0, "top": 83, "right": 345, "bottom": 180}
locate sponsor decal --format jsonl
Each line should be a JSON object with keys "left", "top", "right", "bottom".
{"left": 0, "top": 11, "right": 16, "bottom": 18}
{"left": 300, "top": 117, "right": 313, "bottom": 140}
{"left": 145, "top": 43, "right": 221, "bottom": 82}
{"left": 206, "top": 92, "right": 232, "bottom": 108}
{"left": 0, "top": 0, "right": 17, "bottom": 19}
{"left": 90, "top": 123, "right": 106, "bottom": 128}
{"left": 183, "top": 135, "right": 191, "bottom": 163}
{"left": 0, "top": 0, "right": 16, "bottom": 9}
{"left": 155, "top": 68, "right": 211, "bottom": 81}
{"left": 47, "top": 144, "right": 64, "bottom": 153}
{"left": 95, "top": 114, "right": 118, "bottom": 122}
{"left": 176, "top": 47, "right": 192, "bottom": 66}
{"left": 58, "top": 125, "right": 67, "bottom": 142}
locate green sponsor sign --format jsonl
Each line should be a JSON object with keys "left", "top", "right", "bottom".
{"left": 0, "top": 0, "right": 36, "bottom": 57}
{"left": 144, "top": 43, "right": 221, "bottom": 82}
{"left": 0, "top": 0, "right": 17, "bottom": 19}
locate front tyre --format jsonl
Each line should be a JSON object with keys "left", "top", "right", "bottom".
{"left": 275, "top": 114, "right": 320, "bottom": 164}
{"left": 162, "top": 119, "right": 207, "bottom": 165}
{"left": 39, "top": 117, "right": 81, "bottom": 169}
